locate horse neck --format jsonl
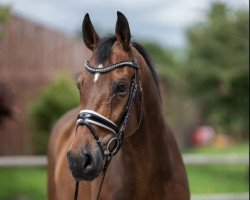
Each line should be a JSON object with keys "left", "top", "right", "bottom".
{"left": 102, "top": 56, "right": 175, "bottom": 199}
{"left": 102, "top": 52, "right": 189, "bottom": 199}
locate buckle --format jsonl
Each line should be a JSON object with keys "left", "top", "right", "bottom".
{"left": 104, "top": 137, "right": 120, "bottom": 156}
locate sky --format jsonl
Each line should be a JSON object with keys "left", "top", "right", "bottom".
{"left": 0, "top": 0, "right": 249, "bottom": 49}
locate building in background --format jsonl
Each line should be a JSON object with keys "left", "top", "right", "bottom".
{"left": 0, "top": 12, "right": 90, "bottom": 155}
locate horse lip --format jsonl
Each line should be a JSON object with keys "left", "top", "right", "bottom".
{"left": 72, "top": 172, "right": 95, "bottom": 182}
{"left": 70, "top": 164, "right": 102, "bottom": 182}
{"left": 68, "top": 154, "right": 104, "bottom": 182}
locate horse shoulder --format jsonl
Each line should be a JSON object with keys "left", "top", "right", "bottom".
{"left": 48, "top": 107, "right": 79, "bottom": 200}
{"left": 48, "top": 107, "right": 79, "bottom": 157}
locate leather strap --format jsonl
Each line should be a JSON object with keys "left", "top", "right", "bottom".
{"left": 74, "top": 181, "right": 79, "bottom": 200}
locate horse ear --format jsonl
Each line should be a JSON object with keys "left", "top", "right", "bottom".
{"left": 82, "top": 13, "right": 100, "bottom": 51}
{"left": 115, "top": 11, "right": 131, "bottom": 50}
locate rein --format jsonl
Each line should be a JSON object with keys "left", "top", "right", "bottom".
{"left": 74, "top": 58, "right": 142, "bottom": 200}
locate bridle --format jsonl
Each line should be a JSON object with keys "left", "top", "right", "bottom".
{"left": 74, "top": 57, "right": 143, "bottom": 200}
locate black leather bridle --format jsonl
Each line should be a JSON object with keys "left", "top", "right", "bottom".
{"left": 74, "top": 58, "right": 142, "bottom": 200}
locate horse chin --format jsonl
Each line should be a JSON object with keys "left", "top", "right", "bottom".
{"left": 75, "top": 162, "right": 103, "bottom": 182}
{"left": 75, "top": 173, "right": 98, "bottom": 182}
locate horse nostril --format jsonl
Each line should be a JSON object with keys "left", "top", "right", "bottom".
{"left": 81, "top": 152, "right": 93, "bottom": 170}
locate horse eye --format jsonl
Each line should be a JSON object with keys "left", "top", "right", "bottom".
{"left": 116, "top": 82, "right": 128, "bottom": 93}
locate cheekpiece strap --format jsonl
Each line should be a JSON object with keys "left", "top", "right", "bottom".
{"left": 84, "top": 60, "right": 139, "bottom": 74}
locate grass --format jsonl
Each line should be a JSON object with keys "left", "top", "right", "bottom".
{"left": 184, "top": 143, "right": 249, "bottom": 194}
{"left": 187, "top": 165, "right": 248, "bottom": 194}
{"left": 0, "top": 167, "right": 46, "bottom": 200}
{"left": 184, "top": 143, "right": 249, "bottom": 155}
{"left": 0, "top": 144, "right": 248, "bottom": 199}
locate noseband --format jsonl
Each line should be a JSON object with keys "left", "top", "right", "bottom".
{"left": 74, "top": 58, "right": 142, "bottom": 200}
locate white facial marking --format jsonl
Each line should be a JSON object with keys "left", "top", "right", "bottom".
{"left": 94, "top": 64, "right": 103, "bottom": 82}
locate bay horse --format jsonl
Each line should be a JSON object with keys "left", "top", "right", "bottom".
{"left": 48, "top": 12, "right": 190, "bottom": 200}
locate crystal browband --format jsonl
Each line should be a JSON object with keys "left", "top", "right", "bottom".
{"left": 84, "top": 60, "right": 139, "bottom": 74}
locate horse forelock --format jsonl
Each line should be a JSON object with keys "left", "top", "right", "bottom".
{"left": 95, "top": 36, "right": 117, "bottom": 64}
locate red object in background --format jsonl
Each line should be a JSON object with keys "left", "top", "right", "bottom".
{"left": 191, "top": 126, "right": 215, "bottom": 146}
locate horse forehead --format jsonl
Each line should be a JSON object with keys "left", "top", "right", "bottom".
{"left": 83, "top": 79, "right": 109, "bottom": 105}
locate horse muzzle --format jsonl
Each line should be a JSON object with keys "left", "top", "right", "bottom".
{"left": 67, "top": 148, "right": 104, "bottom": 181}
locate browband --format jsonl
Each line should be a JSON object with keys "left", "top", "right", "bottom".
{"left": 84, "top": 60, "right": 139, "bottom": 74}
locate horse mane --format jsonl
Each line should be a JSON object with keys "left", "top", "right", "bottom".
{"left": 95, "top": 36, "right": 161, "bottom": 98}
{"left": 131, "top": 41, "right": 161, "bottom": 98}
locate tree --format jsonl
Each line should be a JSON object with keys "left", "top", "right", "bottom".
{"left": 0, "top": 6, "right": 11, "bottom": 39}
{"left": 28, "top": 74, "right": 79, "bottom": 154}
{"left": 184, "top": 3, "right": 249, "bottom": 138}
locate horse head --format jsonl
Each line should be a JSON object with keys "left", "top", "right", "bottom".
{"left": 67, "top": 12, "right": 142, "bottom": 182}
